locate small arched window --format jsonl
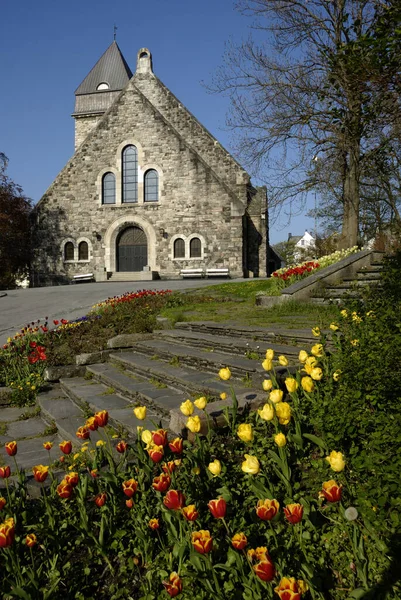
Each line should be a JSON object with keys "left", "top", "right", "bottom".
{"left": 122, "top": 145, "right": 138, "bottom": 203}
{"left": 64, "top": 242, "right": 74, "bottom": 261}
{"left": 190, "top": 237, "right": 201, "bottom": 258}
{"left": 144, "top": 169, "right": 159, "bottom": 202}
{"left": 174, "top": 238, "right": 185, "bottom": 259}
{"left": 78, "top": 241, "right": 89, "bottom": 261}
{"left": 102, "top": 172, "right": 116, "bottom": 204}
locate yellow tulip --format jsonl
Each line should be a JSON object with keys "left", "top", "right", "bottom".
{"left": 333, "top": 369, "right": 342, "bottom": 382}
{"left": 310, "top": 367, "right": 323, "bottom": 381}
{"left": 208, "top": 459, "right": 222, "bottom": 477}
{"left": 311, "top": 344, "right": 324, "bottom": 357}
{"left": 329, "top": 322, "right": 339, "bottom": 331}
{"left": 298, "top": 350, "right": 308, "bottom": 363}
{"left": 186, "top": 415, "right": 201, "bottom": 433}
{"left": 269, "top": 389, "right": 283, "bottom": 404}
{"left": 96, "top": 440, "right": 105, "bottom": 447}
{"left": 219, "top": 367, "right": 232, "bottom": 381}
{"left": 133, "top": 406, "right": 147, "bottom": 420}
{"left": 194, "top": 397, "right": 207, "bottom": 410}
{"left": 301, "top": 376, "right": 315, "bottom": 393}
{"left": 325, "top": 451, "right": 345, "bottom": 472}
{"left": 350, "top": 339, "right": 359, "bottom": 347}
{"left": 141, "top": 429, "right": 153, "bottom": 445}
{"left": 262, "top": 358, "right": 273, "bottom": 371}
{"left": 275, "top": 402, "right": 291, "bottom": 425}
{"left": 340, "top": 309, "right": 348, "bottom": 318}
{"left": 274, "top": 433, "right": 287, "bottom": 447}
{"left": 265, "top": 349, "right": 274, "bottom": 360}
{"left": 241, "top": 454, "right": 260, "bottom": 475}
{"left": 220, "top": 392, "right": 227, "bottom": 400}
{"left": 180, "top": 399, "right": 194, "bottom": 416}
{"left": 278, "top": 355, "right": 288, "bottom": 367}
{"left": 312, "top": 327, "right": 320, "bottom": 337}
{"left": 192, "top": 466, "right": 201, "bottom": 475}
{"left": 262, "top": 379, "right": 273, "bottom": 391}
{"left": 258, "top": 403, "right": 275, "bottom": 421}
{"left": 285, "top": 377, "right": 298, "bottom": 393}
{"left": 237, "top": 423, "right": 254, "bottom": 443}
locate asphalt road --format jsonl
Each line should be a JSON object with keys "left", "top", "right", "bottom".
{"left": 0, "top": 278, "right": 247, "bottom": 346}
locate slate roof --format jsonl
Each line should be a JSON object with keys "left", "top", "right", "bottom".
{"left": 75, "top": 41, "right": 133, "bottom": 95}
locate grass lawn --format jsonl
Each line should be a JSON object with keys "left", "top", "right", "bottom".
{"left": 161, "top": 280, "right": 339, "bottom": 329}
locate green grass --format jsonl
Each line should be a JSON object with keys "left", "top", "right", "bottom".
{"left": 161, "top": 298, "right": 338, "bottom": 329}
{"left": 192, "top": 279, "right": 279, "bottom": 299}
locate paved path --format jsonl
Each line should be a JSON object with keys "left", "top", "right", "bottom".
{"left": 0, "top": 278, "right": 252, "bottom": 346}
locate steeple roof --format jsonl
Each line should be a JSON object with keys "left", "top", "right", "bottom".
{"left": 75, "top": 41, "right": 133, "bottom": 95}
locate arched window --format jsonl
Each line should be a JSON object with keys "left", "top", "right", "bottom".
{"left": 190, "top": 237, "right": 201, "bottom": 258}
{"left": 122, "top": 145, "right": 138, "bottom": 203}
{"left": 144, "top": 169, "right": 159, "bottom": 202}
{"left": 102, "top": 172, "right": 116, "bottom": 204}
{"left": 78, "top": 241, "right": 89, "bottom": 261}
{"left": 64, "top": 242, "right": 74, "bottom": 261}
{"left": 174, "top": 238, "right": 185, "bottom": 259}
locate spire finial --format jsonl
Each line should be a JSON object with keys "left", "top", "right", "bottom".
{"left": 113, "top": 24, "right": 117, "bottom": 41}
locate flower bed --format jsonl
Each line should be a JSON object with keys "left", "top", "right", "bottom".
{"left": 272, "top": 247, "right": 359, "bottom": 289}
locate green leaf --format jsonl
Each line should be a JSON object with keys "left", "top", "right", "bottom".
{"left": 347, "top": 588, "right": 368, "bottom": 599}
{"left": 7, "top": 588, "right": 31, "bottom": 600}
{"left": 303, "top": 433, "right": 327, "bottom": 450}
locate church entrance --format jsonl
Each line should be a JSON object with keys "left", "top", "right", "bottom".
{"left": 117, "top": 226, "right": 148, "bottom": 272}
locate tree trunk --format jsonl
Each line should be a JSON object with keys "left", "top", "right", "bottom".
{"left": 340, "top": 142, "right": 360, "bottom": 249}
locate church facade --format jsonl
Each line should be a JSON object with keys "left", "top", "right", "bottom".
{"left": 32, "top": 42, "right": 267, "bottom": 284}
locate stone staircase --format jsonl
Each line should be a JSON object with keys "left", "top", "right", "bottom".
{"left": 0, "top": 322, "right": 316, "bottom": 472}
{"left": 309, "top": 258, "right": 384, "bottom": 305}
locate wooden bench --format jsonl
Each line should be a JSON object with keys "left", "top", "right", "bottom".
{"left": 72, "top": 273, "right": 95, "bottom": 284}
{"left": 206, "top": 268, "right": 230, "bottom": 278}
{"left": 180, "top": 269, "right": 205, "bottom": 279}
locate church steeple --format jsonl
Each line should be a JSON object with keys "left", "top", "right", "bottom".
{"left": 72, "top": 42, "right": 133, "bottom": 150}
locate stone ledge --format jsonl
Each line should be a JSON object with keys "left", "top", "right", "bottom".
{"left": 107, "top": 333, "right": 154, "bottom": 349}
{"left": 0, "top": 387, "right": 12, "bottom": 406}
{"left": 44, "top": 365, "right": 86, "bottom": 382}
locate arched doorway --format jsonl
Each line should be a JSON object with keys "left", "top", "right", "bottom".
{"left": 117, "top": 226, "right": 148, "bottom": 272}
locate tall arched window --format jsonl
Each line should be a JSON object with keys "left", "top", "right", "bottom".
{"left": 102, "top": 173, "right": 116, "bottom": 204}
{"left": 122, "top": 145, "right": 138, "bottom": 203}
{"left": 190, "top": 237, "right": 201, "bottom": 258}
{"left": 144, "top": 169, "right": 159, "bottom": 202}
{"left": 64, "top": 242, "right": 74, "bottom": 261}
{"left": 78, "top": 241, "right": 89, "bottom": 261}
{"left": 174, "top": 238, "right": 185, "bottom": 258}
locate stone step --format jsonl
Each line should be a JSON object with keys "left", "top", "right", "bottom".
{"left": 107, "top": 351, "right": 267, "bottom": 404}
{"left": 59, "top": 376, "right": 167, "bottom": 437}
{"left": 174, "top": 321, "right": 316, "bottom": 346}
{"left": 157, "top": 329, "right": 302, "bottom": 357}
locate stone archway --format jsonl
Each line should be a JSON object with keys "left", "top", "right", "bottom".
{"left": 117, "top": 226, "right": 148, "bottom": 272}
{"left": 104, "top": 215, "right": 159, "bottom": 274}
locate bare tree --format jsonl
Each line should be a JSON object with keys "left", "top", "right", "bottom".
{"left": 211, "top": 0, "right": 401, "bottom": 247}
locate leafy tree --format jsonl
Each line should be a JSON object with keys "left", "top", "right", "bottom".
{"left": 0, "top": 153, "right": 32, "bottom": 289}
{"left": 212, "top": 1, "right": 401, "bottom": 248}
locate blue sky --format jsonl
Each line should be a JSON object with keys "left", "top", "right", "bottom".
{"left": 1, "top": 0, "right": 315, "bottom": 244}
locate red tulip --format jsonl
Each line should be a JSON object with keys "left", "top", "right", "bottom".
{"left": 0, "top": 466, "right": 11, "bottom": 479}
{"left": 116, "top": 441, "right": 128, "bottom": 454}
{"left": 148, "top": 445, "right": 164, "bottom": 463}
{"left": 122, "top": 479, "right": 138, "bottom": 498}
{"left": 321, "top": 480, "right": 343, "bottom": 503}
{"left": 126, "top": 499, "right": 134, "bottom": 509}
{"left": 208, "top": 498, "right": 227, "bottom": 519}
{"left": 256, "top": 498, "right": 280, "bottom": 521}
{"left": 32, "top": 465, "right": 49, "bottom": 483}
{"left": 284, "top": 503, "right": 304, "bottom": 524}
{"left": 163, "top": 490, "right": 185, "bottom": 510}
{"left": 94, "top": 410, "right": 108, "bottom": 428}
{"left": 65, "top": 472, "right": 79, "bottom": 487}
{"left": 0, "top": 518, "right": 15, "bottom": 548}
{"left": 95, "top": 493, "right": 107, "bottom": 508}
{"left": 182, "top": 504, "right": 199, "bottom": 522}
{"left": 76, "top": 426, "right": 90, "bottom": 440}
{"left": 86, "top": 417, "right": 98, "bottom": 431}
{"left": 5, "top": 441, "right": 17, "bottom": 457}
{"left": 169, "top": 437, "right": 183, "bottom": 454}
{"left": 162, "top": 461, "right": 177, "bottom": 474}
{"left": 163, "top": 572, "right": 183, "bottom": 597}
{"left": 231, "top": 532, "right": 247, "bottom": 550}
{"left": 152, "top": 429, "right": 168, "bottom": 447}
{"left": 149, "top": 518, "right": 159, "bottom": 529}
{"left": 152, "top": 473, "right": 171, "bottom": 492}
{"left": 192, "top": 530, "right": 213, "bottom": 554}
{"left": 57, "top": 480, "right": 73, "bottom": 499}
{"left": 253, "top": 558, "right": 276, "bottom": 582}
{"left": 25, "top": 533, "right": 37, "bottom": 548}
{"left": 0, "top": 497, "right": 6, "bottom": 511}
{"left": 59, "top": 440, "right": 72, "bottom": 455}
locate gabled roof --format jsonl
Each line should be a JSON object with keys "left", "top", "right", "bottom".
{"left": 75, "top": 41, "right": 133, "bottom": 95}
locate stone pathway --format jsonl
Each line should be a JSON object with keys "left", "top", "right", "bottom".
{"left": 0, "top": 320, "right": 316, "bottom": 474}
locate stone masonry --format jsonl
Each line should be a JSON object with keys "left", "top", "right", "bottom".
{"left": 32, "top": 44, "right": 267, "bottom": 285}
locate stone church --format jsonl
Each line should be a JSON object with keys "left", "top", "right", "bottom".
{"left": 32, "top": 42, "right": 267, "bottom": 284}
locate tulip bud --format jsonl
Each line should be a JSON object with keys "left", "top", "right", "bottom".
{"left": 231, "top": 532, "right": 247, "bottom": 550}
{"left": 133, "top": 406, "right": 147, "bottom": 420}
{"left": 180, "top": 399, "right": 194, "bottom": 416}
{"left": 274, "top": 433, "right": 287, "bottom": 447}
{"left": 208, "top": 498, "right": 227, "bottom": 519}
{"left": 219, "top": 367, "right": 231, "bottom": 381}
{"left": 194, "top": 396, "right": 207, "bottom": 410}
{"left": 208, "top": 459, "right": 222, "bottom": 477}
{"left": 262, "top": 379, "right": 273, "bottom": 391}
{"left": 237, "top": 423, "right": 253, "bottom": 443}
{"left": 269, "top": 389, "right": 283, "bottom": 404}
{"left": 257, "top": 403, "right": 274, "bottom": 421}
